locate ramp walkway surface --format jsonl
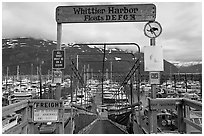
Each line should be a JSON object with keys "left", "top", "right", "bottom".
{"left": 88, "top": 120, "right": 126, "bottom": 134}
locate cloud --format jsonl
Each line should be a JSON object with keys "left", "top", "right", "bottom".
{"left": 2, "top": 2, "right": 202, "bottom": 63}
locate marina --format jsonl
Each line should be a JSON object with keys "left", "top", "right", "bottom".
{"left": 2, "top": 2, "right": 202, "bottom": 134}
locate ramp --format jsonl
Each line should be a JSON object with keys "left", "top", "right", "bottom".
{"left": 88, "top": 120, "right": 126, "bottom": 134}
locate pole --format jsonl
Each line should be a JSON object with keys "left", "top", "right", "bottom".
{"left": 137, "top": 62, "right": 142, "bottom": 127}
{"left": 37, "top": 66, "right": 39, "bottom": 77}
{"left": 76, "top": 56, "right": 79, "bottom": 105}
{"left": 101, "top": 44, "right": 106, "bottom": 106}
{"left": 91, "top": 69, "right": 93, "bottom": 79}
{"left": 174, "top": 74, "right": 176, "bottom": 92}
{"left": 71, "top": 72, "right": 73, "bottom": 103}
{"left": 83, "top": 65, "right": 86, "bottom": 107}
{"left": 39, "top": 65, "right": 42, "bottom": 99}
{"left": 56, "top": 23, "right": 62, "bottom": 100}
{"left": 17, "top": 65, "right": 19, "bottom": 81}
{"left": 87, "top": 64, "right": 90, "bottom": 80}
{"left": 130, "top": 78, "right": 133, "bottom": 105}
{"left": 110, "top": 60, "right": 113, "bottom": 82}
{"left": 70, "top": 72, "right": 73, "bottom": 134}
{"left": 31, "top": 63, "right": 33, "bottom": 83}
{"left": 170, "top": 66, "right": 172, "bottom": 83}
{"left": 149, "top": 38, "right": 157, "bottom": 134}
{"left": 77, "top": 55, "right": 79, "bottom": 70}
{"left": 6, "top": 67, "right": 9, "bottom": 90}
{"left": 185, "top": 73, "right": 188, "bottom": 92}
{"left": 56, "top": 23, "right": 64, "bottom": 134}
{"left": 166, "top": 74, "right": 168, "bottom": 89}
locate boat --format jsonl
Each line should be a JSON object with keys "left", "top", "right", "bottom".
{"left": 2, "top": 113, "right": 21, "bottom": 133}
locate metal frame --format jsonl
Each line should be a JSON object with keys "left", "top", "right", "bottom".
{"left": 69, "top": 43, "right": 140, "bottom": 106}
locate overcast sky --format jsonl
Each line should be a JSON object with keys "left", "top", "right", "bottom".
{"left": 2, "top": 2, "right": 202, "bottom": 64}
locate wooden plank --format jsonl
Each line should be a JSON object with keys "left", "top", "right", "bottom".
{"left": 149, "top": 98, "right": 182, "bottom": 110}
{"left": 183, "top": 118, "right": 202, "bottom": 131}
{"left": 29, "top": 99, "right": 63, "bottom": 103}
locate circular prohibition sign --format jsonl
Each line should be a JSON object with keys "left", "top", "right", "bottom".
{"left": 144, "top": 21, "right": 162, "bottom": 38}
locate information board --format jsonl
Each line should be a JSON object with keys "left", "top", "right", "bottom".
{"left": 33, "top": 109, "right": 58, "bottom": 122}
{"left": 56, "top": 4, "right": 156, "bottom": 23}
{"left": 144, "top": 46, "right": 163, "bottom": 71}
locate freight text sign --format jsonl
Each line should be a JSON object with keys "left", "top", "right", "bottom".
{"left": 34, "top": 101, "right": 63, "bottom": 109}
{"left": 32, "top": 100, "right": 63, "bottom": 122}
{"left": 56, "top": 4, "right": 156, "bottom": 23}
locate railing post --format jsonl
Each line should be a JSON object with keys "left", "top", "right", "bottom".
{"left": 27, "top": 101, "right": 34, "bottom": 134}
{"left": 21, "top": 105, "right": 28, "bottom": 133}
{"left": 177, "top": 100, "right": 186, "bottom": 133}
{"left": 185, "top": 106, "right": 191, "bottom": 134}
{"left": 58, "top": 110, "right": 64, "bottom": 134}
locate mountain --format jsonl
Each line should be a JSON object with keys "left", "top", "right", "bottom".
{"left": 178, "top": 64, "right": 202, "bottom": 73}
{"left": 2, "top": 37, "right": 180, "bottom": 76}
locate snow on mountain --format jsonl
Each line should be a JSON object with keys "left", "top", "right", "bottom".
{"left": 115, "top": 57, "right": 121, "bottom": 61}
{"left": 170, "top": 61, "right": 202, "bottom": 67}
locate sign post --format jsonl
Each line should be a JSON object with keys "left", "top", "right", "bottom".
{"left": 54, "top": 23, "right": 64, "bottom": 134}
{"left": 149, "top": 38, "right": 158, "bottom": 133}
{"left": 144, "top": 21, "right": 163, "bottom": 134}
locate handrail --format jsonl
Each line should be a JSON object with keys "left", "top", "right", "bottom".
{"left": 182, "top": 98, "right": 202, "bottom": 133}
{"left": 182, "top": 98, "right": 202, "bottom": 111}
{"left": 71, "top": 103, "right": 94, "bottom": 114}
{"left": 147, "top": 98, "right": 202, "bottom": 134}
{"left": 109, "top": 102, "right": 140, "bottom": 113}
{"left": 2, "top": 100, "right": 28, "bottom": 117}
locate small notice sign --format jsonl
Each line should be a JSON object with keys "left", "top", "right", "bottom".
{"left": 149, "top": 72, "right": 160, "bottom": 84}
{"left": 148, "top": 98, "right": 178, "bottom": 111}
{"left": 144, "top": 46, "right": 164, "bottom": 71}
{"left": 52, "top": 50, "right": 65, "bottom": 69}
{"left": 53, "top": 70, "right": 62, "bottom": 84}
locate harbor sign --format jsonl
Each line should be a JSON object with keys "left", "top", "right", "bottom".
{"left": 56, "top": 4, "right": 156, "bottom": 23}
